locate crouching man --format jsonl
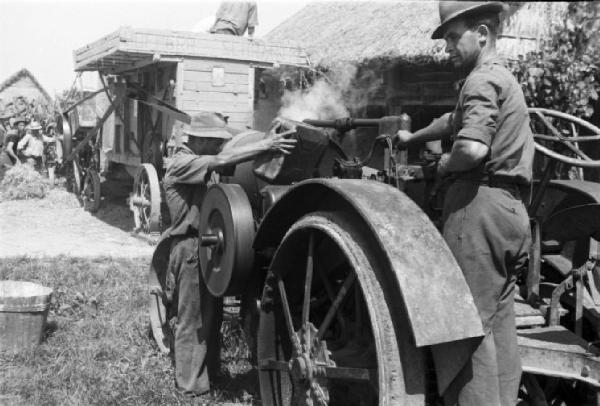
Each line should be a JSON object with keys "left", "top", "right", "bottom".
{"left": 162, "top": 112, "right": 296, "bottom": 396}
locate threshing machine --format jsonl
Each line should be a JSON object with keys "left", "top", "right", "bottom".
{"left": 61, "top": 26, "right": 309, "bottom": 231}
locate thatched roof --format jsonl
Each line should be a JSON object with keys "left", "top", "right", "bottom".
{"left": 498, "top": 2, "right": 569, "bottom": 58}
{"left": 0, "top": 68, "right": 52, "bottom": 102}
{"left": 265, "top": 1, "right": 569, "bottom": 68}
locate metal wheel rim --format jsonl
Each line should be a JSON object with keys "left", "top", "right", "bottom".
{"left": 72, "top": 160, "right": 82, "bottom": 196}
{"left": 148, "top": 238, "right": 173, "bottom": 354}
{"left": 258, "top": 212, "right": 418, "bottom": 406}
{"left": 82, "top": 169, "right": 101, "bottom": 213}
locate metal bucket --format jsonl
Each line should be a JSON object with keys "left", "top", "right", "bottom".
{"left": 0, "top": 281, "right": 53, "bottom": 352}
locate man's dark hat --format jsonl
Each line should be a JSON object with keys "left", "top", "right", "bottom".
{"left": 13, "top": 116, "right": 28, "bottom": 125}
{"left": 431, "top": 1, "right": 508, "bottom": 40}
{"left": 182, "top": 112, "right": 233, "bottom": 139}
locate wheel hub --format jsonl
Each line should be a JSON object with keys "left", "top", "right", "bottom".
{"left": 289, "top": 354, "right": 313, "bottom": 381}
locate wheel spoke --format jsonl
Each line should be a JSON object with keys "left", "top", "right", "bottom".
{"left": 302, "top": 231, "right": 314, "bottom": 329}
{"left": 318, "top": 270, "right": 346, "bottom": 331}
{"left": 259, "top": 358, "right": 289, "bottom": 372}
{"left": 320, "top": 365, "right": 375, "bottom": 382}
{"left": 277, "top": 276, "right": 302, "bottom": 354}
{"left": 571, "top": 123, "right": 585, "bottom": 179}
{"left": 317, "top": 273, "right": 356, "bottom": 341}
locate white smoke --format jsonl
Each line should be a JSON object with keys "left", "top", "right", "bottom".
{"left": 278, "top": 79, "right": 349, "bottom": 121}
{"left": 277, "top": 62, "right": 384, "bottom": 122}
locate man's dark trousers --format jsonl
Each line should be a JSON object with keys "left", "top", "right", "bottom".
{"left": 166, "top": 235, "right": 223, "bottom": 395}
{"left": 442, "top": 180, "right": 531, "bottom": 406}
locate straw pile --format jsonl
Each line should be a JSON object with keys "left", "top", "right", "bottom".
{"left": 0, "top": 165, "right": 49, "bottom": 201}
{"left": 36, "top": 188, "right": 81, "bottom": 209}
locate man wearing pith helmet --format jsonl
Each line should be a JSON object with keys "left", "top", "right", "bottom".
{"left": 396, "top": 2, "right": 534, "bottom": 405}
{"left": 160, "top": 112, "right": 296, "bottom": 396}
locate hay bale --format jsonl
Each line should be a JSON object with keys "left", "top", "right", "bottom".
{"left": 0, "top": 165, "right": 49, "bottom": 201}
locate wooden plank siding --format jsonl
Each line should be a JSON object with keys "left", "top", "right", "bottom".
{"left": 179, "top": 58, "right": 254, "bottom": 128}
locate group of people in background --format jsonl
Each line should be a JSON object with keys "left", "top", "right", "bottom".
{"left": 0, "top": 115, "right": 60, "bottom": 181}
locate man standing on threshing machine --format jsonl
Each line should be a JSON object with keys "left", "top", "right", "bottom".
{"left": 210, "top": 1, "right": 258, "bottom": 39}
{"left": 160, "top": 112, "right": 295, "bottom": 396}
{"left": 396, "top": 2, "right": 534, "bottom": 405}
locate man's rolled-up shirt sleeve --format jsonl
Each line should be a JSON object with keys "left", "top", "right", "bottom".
{"left": 168, "top": 154, "right": 214, "bottom": 184}
{"left": 457, "top": 74, "right": 499, "bottom": 147}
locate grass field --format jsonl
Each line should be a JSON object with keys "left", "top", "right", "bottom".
{"left": 0, "top": 256, "right": 256, "bottom": 406}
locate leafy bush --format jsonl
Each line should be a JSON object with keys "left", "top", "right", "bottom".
{"left": 508, "top": 2, "right": 600, "bottom": 118}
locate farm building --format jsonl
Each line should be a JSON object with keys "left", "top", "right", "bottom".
{"left": 0, "top": 68, "right": 53, "bottom": 118}
{"left": 265, "top": 1, "right": 568, "bottom": 125}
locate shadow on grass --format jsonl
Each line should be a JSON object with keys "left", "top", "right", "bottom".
{"left": 42, "top": 320, "right": 58, "bottom": 342}
{"left": 91, "top": 178, "right": 171, "bottom": 234}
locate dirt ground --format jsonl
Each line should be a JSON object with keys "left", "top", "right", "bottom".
{"left": 0, "top": 187, "right": 155, "bottom": 258}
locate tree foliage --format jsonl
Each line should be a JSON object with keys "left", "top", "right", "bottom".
{"left": 508, "top": 2, "right": 600, "bottom": 118}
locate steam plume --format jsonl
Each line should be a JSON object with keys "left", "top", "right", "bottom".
{"left": 277, "top": 62, "right": 384, "bottom": 122}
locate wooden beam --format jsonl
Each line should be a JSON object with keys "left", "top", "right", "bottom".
{"left": 137, "top": 98, "right": 189, "bottom": 124}
{"left": 112, "top": 56, "right": 183, "bottom": 75}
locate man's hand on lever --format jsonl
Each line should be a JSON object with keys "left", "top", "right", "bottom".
{"left": 265, "top": 133, "right": 297, "bottom": 155}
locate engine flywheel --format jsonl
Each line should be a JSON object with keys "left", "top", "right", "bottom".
{"left": 199, "top": 183, "right": 255, "bottom": 297}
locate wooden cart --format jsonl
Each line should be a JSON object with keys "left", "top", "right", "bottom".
{"left": 68, "top": 26, "right": 308, "bottom": 233}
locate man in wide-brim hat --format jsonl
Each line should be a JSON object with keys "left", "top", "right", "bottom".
{"left": 17, "top": 120, "right": 45, "bottom": 170}
{"left": 157, "top": 111, "right": 296, "bottom": 397}
{"left": 396, "top": 2, "right": 534, "bottom": 405}
{"left": 0, "top": 116, "right": 28, "bottom": 179}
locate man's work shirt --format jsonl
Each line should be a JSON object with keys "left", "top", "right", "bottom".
{"left": 211, "top": 1, "right": 258, "bottom": 36}
{"left": 2, "top": 130, "right": 20, "bottom": 163}
{"left": 18, "top": 133, "right": 44, "bottom": 157}
{"left": 162, "top": 146, "right": 215, "bottom": 237}
{"left": 450, "top": 55, "right": 535, "bottom": 185}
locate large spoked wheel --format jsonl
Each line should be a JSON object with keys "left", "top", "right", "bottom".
{"left": 258, "top": 211, "right": 423, "bottom": 406}
{"left": 81, "top": 169, "right": 101, "bottom": 213}
{"left": 529, "top": 107, "right": 600, "bottom": 169}
{"left": 131, "top": 164, "right": 162, "bottom": 234}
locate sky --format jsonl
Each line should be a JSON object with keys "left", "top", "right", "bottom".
{"left": 0, "top": 0, "right": 309, "bottom": 95}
